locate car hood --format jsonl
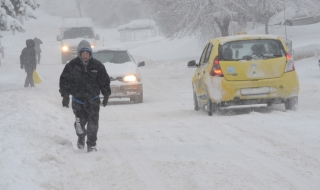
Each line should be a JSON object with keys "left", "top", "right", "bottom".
{"left": 103, "top": 61, "right": 138, "bottom": 78}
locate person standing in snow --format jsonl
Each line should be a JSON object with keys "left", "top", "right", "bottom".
{"left": 59, "top": 40, "right": 111, "bottom": 152}
{"left": 33, "top": 37, "right": 43, "bottom": 64}
{"left": 20, "top": 39, "right": 37, "bottom": 87}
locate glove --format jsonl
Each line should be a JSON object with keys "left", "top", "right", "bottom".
{"left": 102, "top": 96, "right": 109, "bottom": 107}
{"left": 62, "top": 94, "right": 70, "bottom": 108}
{"left": 20, "top": 65, "right": 23, "bottom": 70}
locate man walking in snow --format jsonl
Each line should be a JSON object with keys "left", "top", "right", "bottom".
{"left": 33, "top": 37, "right": 42, "bottom": 64}
{"left": 59, "top": 40, "right": 111, "bottom": 152}
{"left": 20, "top": 39, "right": 37, "bottom": 87}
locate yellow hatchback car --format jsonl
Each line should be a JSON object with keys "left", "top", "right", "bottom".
{"left": 188, "top": 34, "right": 299, "bottom": 115}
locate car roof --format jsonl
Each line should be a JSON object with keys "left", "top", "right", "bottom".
{"left": 62, "top": 17, "right": 93, "bottom": 27}
{"left": 213, "top": 34, "right": 281, "bottom": 45}
{"left": 92, "top": 45, "right": 128, "bottom": 52}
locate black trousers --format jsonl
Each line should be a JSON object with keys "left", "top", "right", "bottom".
{"left": 72, "top": 98, "right": 100, "bottom": 147}
{"left": 24, "top": 70, "right": 34, "bottom": 87}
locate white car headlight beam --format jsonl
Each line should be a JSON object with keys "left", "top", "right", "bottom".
{"left": 123, "top": 75, "right": 137, "bottom": 82}
{"left": 62, "top": 45, "right": 69, "bottom": 52}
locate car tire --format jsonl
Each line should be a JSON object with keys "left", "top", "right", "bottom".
{"left": 284, "top": 97, "right": 298, "bottom": 110}
{"left": 205, "top": 88, "right": 217, "bottom": 116}
{"left": 267, "top": 102, "right": 273, "bottom": 107}
{"left": 131, "top": 92, "right": 143, "bottom": 103}
{"left": 62, "top": 54, "right": 68, "bottom": 64}
{"left": 207, "top": 99, "right": 213, "bottom": 116}
{"left": 207, "top": 99, "right": 219, "bottom": 116}
{"left": 193, "top": 91, "right": 200, "bottom": 111}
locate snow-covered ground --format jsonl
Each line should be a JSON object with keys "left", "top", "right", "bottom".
{"left": 1, "top": 9, "right": 320, "bottom": 190}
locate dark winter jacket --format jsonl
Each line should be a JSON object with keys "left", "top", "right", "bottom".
{"left": 59, "top": 40, "right": 111, "bottom": 102}
{"left": 20, "top": 39, "right": 37, "bottom": 72}
{"left": 33, "top": 38, "right": 43, "bottom": 53}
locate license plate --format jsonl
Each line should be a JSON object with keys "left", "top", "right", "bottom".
{"left": 241, "top": 87, "right": 270, "bottom": 95}
{"left": 111, "top": 86, "right": 120, "bottom": 92}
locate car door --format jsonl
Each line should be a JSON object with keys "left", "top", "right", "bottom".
{"left": 193, "top": 44, "right": 209, "bottom": 96}
{"left": 197, "top": 43, "right": 213, "bottom": 98}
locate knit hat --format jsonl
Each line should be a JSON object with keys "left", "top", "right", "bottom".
{"left": 77, "top": 40, "right": 92, "bottom": 61}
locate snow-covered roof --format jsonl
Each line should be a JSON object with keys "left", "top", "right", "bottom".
{"left": 61, "top": 17, "right": 93, "bottom": 28}
{"left": 117, "top": 19, "right": 156, "bottom": 31}
{"left": 216, "top": 34, "right": 281, "bottom": 45}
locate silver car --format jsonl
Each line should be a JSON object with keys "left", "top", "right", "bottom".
{"left": 92, "top": 46, "right": 145, "bottom": 103}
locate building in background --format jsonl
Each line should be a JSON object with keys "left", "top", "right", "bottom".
{"left": 117, "top": 19, "right": 158, "bottom": 42}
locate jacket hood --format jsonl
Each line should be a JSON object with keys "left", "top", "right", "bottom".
{"left": 26, "top": 39, "right": 35, "bottom": 47}
{"left": 77, "top": 40, "right": 92, "bottom": 61}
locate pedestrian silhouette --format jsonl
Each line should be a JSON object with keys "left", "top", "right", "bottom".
{"left": 34, "top": 37, "right": 43, "bottom": 64}
{"left": 20, "top": 39, "right": 37, "bottom": 87}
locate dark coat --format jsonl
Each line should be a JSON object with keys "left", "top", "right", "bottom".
{"left": 20, "top": 39, "right": 37, "bottom": 72}
{"left": 59, "top": 57, "right": 111, "bottom": 102}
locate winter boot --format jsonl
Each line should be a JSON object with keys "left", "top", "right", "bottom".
{"left": 87, "top": 146, "right": 97, "bottom": 152}
{"left": 77, "top": 137, "right": 85, "bottom": 149}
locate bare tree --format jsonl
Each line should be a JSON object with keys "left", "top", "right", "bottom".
{"left": 75, "top": 0, "right": 84, "bottom": 17}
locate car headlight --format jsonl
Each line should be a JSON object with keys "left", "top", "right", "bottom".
{"left": 123, "top": 75, "right": 137, "bottom": 82}
{"left": 91, "top": 45, "right": 95, "bottom": 48}
{"left": 62, "top": 45, "right": 69, "bottom": 52}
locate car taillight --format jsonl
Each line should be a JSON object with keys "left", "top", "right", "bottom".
{"left": 210, "top": 56, "right": 224, "bottom": 77}
{"left": 284, "top": 53, "right": 295, "bottom": 72}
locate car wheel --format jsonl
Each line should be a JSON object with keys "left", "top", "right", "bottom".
{"left": 284, "top": 97, "right": 298, "bottom": 110}
{"left": 193, "top": 91, "right": 200, "bottom": 111}
{"left": 207, "top": 99, "right": 219, "bottom": 116}
{"left": 207, "top": 98, "right": 213, "bottom": 116}
{"left": 205, "top": 88, "right": 217, "bottom": 116}
{"left": 62, "top": 54, "right": 68, "bottom": 64}
{"left": 131, "top": 92, "right": 143, "bottom": 103}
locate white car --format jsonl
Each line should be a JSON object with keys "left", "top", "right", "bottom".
{"left": 92, "top": 46, "right": 145, "bottom": 103}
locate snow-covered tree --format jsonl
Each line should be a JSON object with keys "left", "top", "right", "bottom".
{"left": 0, "top": 0, "right": 40, "bottom": 32}
{"left": 142, "top": 0, "right": 318, "bottom": 39}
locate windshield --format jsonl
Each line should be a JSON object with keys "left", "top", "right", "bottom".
{"left": 63, "top": 27, "right": 94, "bottom": 39}
{"left": 93, "top": 50, "right": 131, "bottom": 64}
{"left": 220, "top": 39, "right": 286, "bottom": 61}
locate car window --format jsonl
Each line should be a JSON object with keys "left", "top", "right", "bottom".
{"left": 203, "top": 43, "right": 213, "bottom": 64}
{"left": 220, "top": 39, "right": 285, "bottom": 61}
{"left": 93, "top": 50, "right": 131, "bottom": 64}
{"left": 199, "top": 44, "right": 209, "bottom": 66}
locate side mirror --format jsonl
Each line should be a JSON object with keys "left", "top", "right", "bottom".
{"left": 95, "top": 34, "right": 100, "bottom": 40}
{"left": 57, "top": 35, "right": 61, "bottom": 41}
{"left": 187, "top": 60, "right": 197, "bottom": 68}
{"left": 138, "top": 61, "right": 145, "bottom": 67}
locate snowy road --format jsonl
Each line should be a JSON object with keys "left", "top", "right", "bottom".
{"left": 1, "top": 11, "right": 320, "bottom": 190}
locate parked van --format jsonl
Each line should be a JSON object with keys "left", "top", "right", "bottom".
{"left": 57, "top": 17, "right": 100, "bottom": 64}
